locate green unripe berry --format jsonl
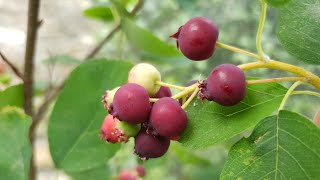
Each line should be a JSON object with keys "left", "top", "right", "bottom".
{"left": 128, "top": 63, "right": 161, "bottom": 96}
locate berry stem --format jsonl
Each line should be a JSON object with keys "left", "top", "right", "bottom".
{"left": 172, "top": 84, "right": 198, "bottom": 100}
{"left": 247, "top": 77, "right": 305, "bottom": 85}
{"left": 181, "top": 88, "right": 199, "bottom": 110}
{"left": 278, "top": 81, "right": 303, "bottom": 111}
{"left": 238, "top": 60, "right": 320, "bottom": 90}
{"left": 216, "top": 42, "right": 259, "bottom": 60}
{"left": 256, "top": 0, "right": 267, "bottom": 62}
{"left": 291, "top": 91, "right": 320, "bottom": 98}
{"left": 149, "top": 98, "right": 159, "bottom": 102}
{"left": 155, "top": 81, "right": 185, "bottom": 91}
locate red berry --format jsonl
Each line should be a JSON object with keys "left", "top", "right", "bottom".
{"left": 100, "top": 114, "right": 140, "bottom": 143}
{"left": 110, "top": 83, "right": 151, "bottom": 124}
{"left": 313, "top": 111, "right": 320, "bottom": 128}
{"left": 200, "top": 64, "right": 246, "bottom": 106}
{"left": 119, "top": 170, "right": 137, "bottom": 180}
{"left": 154, "top": 86, "right": 172, "bottom": 98}
{"left": 171, "top": 17, "right": 219, "bottom": 61}
{"left": 134, "top": 131, "right": 170, "bottom": 160}
{"left": 150, "top": 97, "right": 187, "bottom": 138}
{"left": 135, "top": 165, "right": 146, "bottom": 177}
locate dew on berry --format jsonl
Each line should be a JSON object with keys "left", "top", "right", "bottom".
{"left": 154, "top": 86, "right": 172, "bottom": 98}
{"left": 128, "top": 63, "right": 161, "bottom": 96}
{"left": 109, "top": 83, "right": 151, "bottom": 124}
{"left": 200, "top": 64, "right": 246, "bottom": 106}
{"left": 150, "top": 97, "right": 187, "bottom": 138}
{"left": 171, "top": 17, "right": 219, "bottom": 61}
{"left": 134, "top": 130, "right": 170, "bottom": 159}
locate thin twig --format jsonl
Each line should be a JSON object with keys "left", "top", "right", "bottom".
{"left": 84, "top": 0, "right": 144, "bottom": 60}
{"left": 24, "top": 0, "right": 41, "bottom": 117}
{"left": 0, "top": 52, "right": 24, "bottom": 81}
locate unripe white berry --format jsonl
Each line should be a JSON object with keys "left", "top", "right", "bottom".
{"left": 128, "top": 63, "right": 161, "bottom": 96}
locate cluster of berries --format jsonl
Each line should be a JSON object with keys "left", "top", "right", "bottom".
{"left": 101, "top": 63, "right": 187, "bottom": 160}
{"left": 100, "top": 16, "right": 247, "bottom": 160}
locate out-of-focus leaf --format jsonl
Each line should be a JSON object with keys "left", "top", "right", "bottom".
{"left": 0, "top": 84, "right": 23, "bottom": 109}
{"left": 42, "top": 55, "right": 81, "bottom": 65}
{"left": 110, "top": 0, "right": 131, "bottom": 18}
{"left": 83, "top": 6, "right": 114, "bottom": 22}
{"left": 0, "top": 107, "right": 32, "bottom": 180}
{"left": 266, "top": 0, "right": 291, "bottom": 7}
{"left": 0, "top": 74, "right": 11, "bottom": 85}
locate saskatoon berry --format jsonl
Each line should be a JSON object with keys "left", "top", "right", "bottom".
{"left": 201, "top": 64, "right": 246, "bottom": 106}
{"left": 135, "top": 166, "right": 146, "bottom": 177}
{"left": 171, "top": 17, "right": 219, "bottom": 61}
{"left": 154, "top": 86, "right": 172, "bottom": 98}
{"left": 150, "top": 97, "right": 187, "bottom": 138}
{"left": 134, "top": 131, "right": 170, "bottom": 159}
{"left": 110, "top": 83, "right": 151, "bottom": 124}
{"left": 100, "top": 114, "right": 140, "bottom": 144}
{"left": 119, "top": 170, "right": 137, "bottom": 180}
{"left": 102, "top": 86, "right": 120, "bottom": 109}
{"left": 128, "top": 63, "right": 161, "bottom": 96}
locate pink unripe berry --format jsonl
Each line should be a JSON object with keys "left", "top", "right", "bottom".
{"left": 154, "top": 86, "right": 172, "bottom": 98}
{"left": 100, "top": 114, "right": 140, "bottom": 144}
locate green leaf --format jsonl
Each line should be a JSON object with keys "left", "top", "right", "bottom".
{"left": 42, "top": 55, "right": 81, "bottom": 65}
{"left": 121, "top": 18, "right": 189, "bottom": 65}
{"left": 83, "top": 6, "right": 114, "bottom": 22}
{"left": 110, "top": 0, "right": 131, "bottom": 18}
{"left": 48, "top": 59, "right": 133, "bottom": 173}
{"left": 180, "top": 82, "right": 287, "bottom": 149}
{"left": 277, "top": 0, "right": 320, "bottom": 64}
{"left": 0, "top": 84, "right": 23, "bottom": 109}
{"left": 266, "top": 0, "right": 291, "bottom": 7}
{"left": 0, "top": 107, "right": 32, "bottom": 180}
{"left": 170, "top": 142, "right": 211, "bottom": 166}
{"left": 221, "top": 110, "right": 320, "bottom": 179}
{"left": 0, "top": 74, "right": 11, "bottom": 85}
{"left": 68, "top": 164, "right": 110, "bottom": 180}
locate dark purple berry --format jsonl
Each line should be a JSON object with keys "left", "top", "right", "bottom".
{"left": 200, "top": 64, "right": 246, "bottom": 106}
{"left": 134, "top": 131, "right": 170, "bottom": 160}
{"left": 154, "top": 86, "right": 172, "bottom": 98}
{"left": 109, "top": 83, "right": 151, "bottom": 124}
{"left": 150, "top": 97, "right": 187, "bottom": 138}
{"left": 171, "top": 17, "right": 219, "bottom": 61}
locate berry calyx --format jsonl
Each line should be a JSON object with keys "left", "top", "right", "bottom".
{"left": 150, "top": 97, "right": 187, "bottom": 138}
{"left": 128, "top": 63, "right": 161, "bottom": 96}
{"left": 200, "top": 64, "right": 246, "bottom": 106}
{"left": 154, "top": 86, "right": 172, "bottom": 98}
{"left": 134, "top": 130, "right": 170, "bottom": 160}
{"left": 171, "top": 17, "right": 219, "bottom": 61}
{"left": 109, "top": 83, "right": 151, "bottom": 124}
{"left": 102, "top": 86, "right": 120, "bottom": 109}
{"left": 100, "top": 114, "right": 140, "bottom": 144}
